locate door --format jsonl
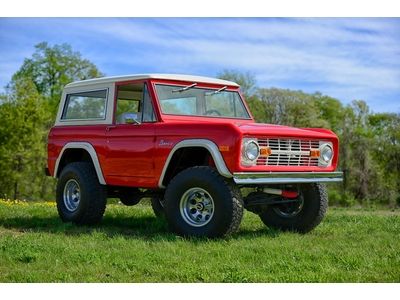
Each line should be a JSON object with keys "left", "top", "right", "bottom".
{"left": 104, "top": 81, "right": 157, "bottom": 186}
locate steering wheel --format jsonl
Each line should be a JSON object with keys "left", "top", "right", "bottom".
{"left": 205, "top": 109, "right": 222, "bottom": 116}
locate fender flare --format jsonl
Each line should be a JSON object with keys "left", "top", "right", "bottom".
{"left": 158, "top": 139, "right": 233, "bottom": 188}
{"left": 54, "top": 142, "right": 106, "bottom": 185}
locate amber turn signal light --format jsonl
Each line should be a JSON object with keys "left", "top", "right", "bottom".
{"left": 310, "top": 149, "right": 321, "bottom": 158}
{"left": 260, "top": 147, "right": 272, "bottom": 156}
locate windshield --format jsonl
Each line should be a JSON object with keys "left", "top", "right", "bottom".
{"left": 155, "top": 84, "right": 251, "bottom": 119}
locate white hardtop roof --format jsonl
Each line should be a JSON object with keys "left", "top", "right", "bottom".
{"left": 65, "top": 74, "right": 239, "bottom": 88}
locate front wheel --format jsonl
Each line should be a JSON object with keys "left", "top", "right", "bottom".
{"left": 164, "top": 167, "right": 243, "bottom": 238}
{"left": 258, "top": 183, "right": 328, "bottom": 233}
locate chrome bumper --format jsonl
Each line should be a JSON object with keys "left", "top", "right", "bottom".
{"left": 233, "top": 171, "right": 343, "bottom": 185}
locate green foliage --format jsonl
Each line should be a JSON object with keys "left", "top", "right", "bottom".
{"left": 0, "top": 202, "right": 399, "bottom": 282}
{"left": 217, "top": 69, "right": 257, "bottom": 98}
{"left": 313, "top": 94, "right": 346, "bottom": 133}
{"left": 10, "top": 42, "right": 103, "bottom": 114}
{"left": 245, "top": 95, "right": 266, "bottom": 122}
{"left": 0, "top": 42, "right": 103, "bottom": 200}
{"left": 0, "top": 79, "right": 53, "bottom": 200}
{"left": 256, "top": 88, "right": 331, "bottom": 127}
{"left": 328, "top": 189, "right": 356, "bottom": 207}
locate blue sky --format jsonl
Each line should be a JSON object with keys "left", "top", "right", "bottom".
{"left": 0, "top": 18, "right": 399, "bottom": 112}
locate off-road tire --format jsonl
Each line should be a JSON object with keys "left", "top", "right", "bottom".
{"left": 151, "top": 194, "right": 165, "bottom": 218}
{"left": 56, "top": 162, "right": 107, "bottom": 225}
{"left": 258, "top": 183, "right": 328, "bottom": 233}
{"left": 164, "top": 166, "right": 243, "bottom": 238}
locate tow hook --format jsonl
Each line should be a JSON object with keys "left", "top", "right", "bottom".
{"left": 263, "top": 188, "right": 298, "bottom": 199}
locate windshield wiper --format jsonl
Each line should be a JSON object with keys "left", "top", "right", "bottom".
{"left": 172, "top": 83, "right": 197, "bottom": 93}
{"left": 207, "top": 86, "right": 227, "bottom": 95}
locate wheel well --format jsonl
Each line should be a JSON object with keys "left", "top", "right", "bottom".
{"left": 56, "top": 148, "right": 93, "bottom": 177}
{"left": 162, "top": 147, "right": 214, "bottom": 187}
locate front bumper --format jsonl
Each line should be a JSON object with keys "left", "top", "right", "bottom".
{"left": 233, "top": 171, "right": 343, "bottom": 185}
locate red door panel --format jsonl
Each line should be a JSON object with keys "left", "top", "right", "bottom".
{"left": 104, "top": 123, "right": 155, "bottom": 180}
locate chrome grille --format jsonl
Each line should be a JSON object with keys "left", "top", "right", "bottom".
{"left": 257, "top": 138, "right": 320, "bottom": 166}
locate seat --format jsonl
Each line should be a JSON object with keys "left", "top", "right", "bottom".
{"left": 117, "top": 112, "right": 139, "bottom": 124}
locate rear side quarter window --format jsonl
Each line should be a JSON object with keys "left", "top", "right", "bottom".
{"left": 62, "top": 89, "right": 108, "bottom": 120}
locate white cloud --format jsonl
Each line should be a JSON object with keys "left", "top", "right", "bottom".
{"left": 0, "top": 18, "right": 399, "bottom": 112}
{"left": 85, "top": 18, "right": 400, "bottom": 96}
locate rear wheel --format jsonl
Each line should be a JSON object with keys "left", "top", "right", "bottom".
{"left": 56, "top": 162, "right": 107, "bottom": 225}
{"left": 164, "top": 166, "right": 243, "bottom": 238}
{"left": 258, "top": 183, "right": 328, "bottom": 233}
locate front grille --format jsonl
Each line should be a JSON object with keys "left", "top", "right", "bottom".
{"left": 257, "top": 138, "right": 320, "bottom": 166}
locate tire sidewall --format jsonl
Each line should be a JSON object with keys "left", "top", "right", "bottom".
{"left": 260, "top": 183, "right": 327, "bottom": 232}
{"left": 164, "top": 168, "right": 237, "bottom": 237}
{"left": 151, "top": 195, "right": 165, "bottom": 218}
{"left": 56, "top": 165, "right": 91, "bottom": 222}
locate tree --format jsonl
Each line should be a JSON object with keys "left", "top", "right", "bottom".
{"left": 10, "top": 42, "right": 103, "bottom": 114}
{"left": 349, "top": 101, "right": 372, "bottom": 200}
{"left": 0, "top": 42, "right": 104, "bottom": 200}
{"left": 369, "top": 112, "right": 400, "bottom": 206}
{"left": 339, "top": 100, "right": 393, "bottom": 205}
{"left": 0, "top": 79, "right": 49, "bottom": 200}
{"left": 246, "top": 95, "right": 267, "bottom": 122}
{"left": 313, "top": 94, "right": 346, "bottom": 134}
{"left": 217, "top": 69, "right": 257, "bottom": 98}
{"left": 256, "top": 88, "right": 330, "bottom": 128}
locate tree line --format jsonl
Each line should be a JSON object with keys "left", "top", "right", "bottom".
{"left": 0, "top": 42, "right": 399, "bottom": 207}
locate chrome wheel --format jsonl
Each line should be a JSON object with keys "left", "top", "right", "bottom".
{"left": 63, "top": 179, "right": 80, "bottom": 212}
{"left": 179, "top": 187, "right": 214, "bottom": 227}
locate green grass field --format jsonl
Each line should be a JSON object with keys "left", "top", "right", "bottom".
{"left": 0, "top": 199, "right": 399, "bottom": 283}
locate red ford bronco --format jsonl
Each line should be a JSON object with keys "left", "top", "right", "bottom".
{"left": 46, "top": 74, "right": 342, "bottom": 237}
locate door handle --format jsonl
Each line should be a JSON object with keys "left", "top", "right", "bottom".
{"left": 106, "top": 125, "right": 116, "bottom": 132}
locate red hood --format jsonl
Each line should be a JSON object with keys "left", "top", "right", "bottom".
{"left": 236, "top": 122, "right": 337, "bottom": 139}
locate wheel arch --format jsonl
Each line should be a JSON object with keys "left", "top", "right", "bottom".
{"left": 54, "top": 142, "right": 106, "bottom": 185}
{"left": 158, "top": 139, "right": 232, "bottom": 188}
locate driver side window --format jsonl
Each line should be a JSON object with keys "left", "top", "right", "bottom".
{"left": 115, "top": 83, "right": 156, "bottom": 124}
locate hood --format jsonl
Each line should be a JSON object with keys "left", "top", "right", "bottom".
{"left": 236, "top": 122, "right": 337, "bottom": 139}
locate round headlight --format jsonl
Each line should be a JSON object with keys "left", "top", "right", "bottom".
{"left": 244, "top": 141, "right": 260, "bottom": 161}
{"left": 321, "top": 144, "right": 333, "bottom": 163}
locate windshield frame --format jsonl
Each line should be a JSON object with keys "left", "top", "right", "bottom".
{"left": 152, "top": 81, "right": 253, "bottom": 120}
